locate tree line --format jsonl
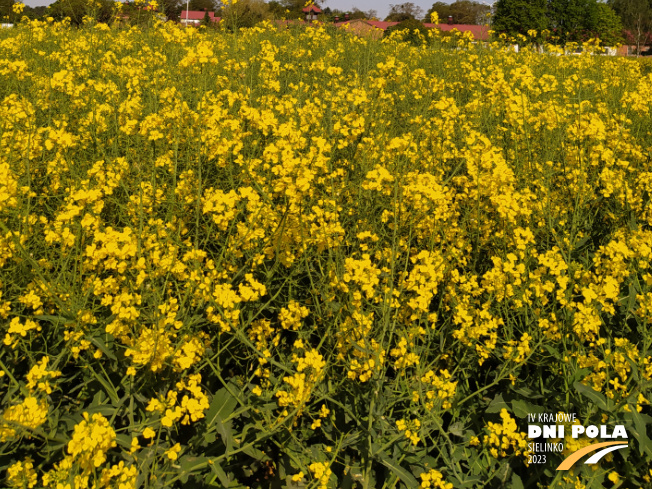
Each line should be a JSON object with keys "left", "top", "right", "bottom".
{"left": 0, "top": 0, "right": 380, "bottom": 28}
{"left": 0, "top": 1, "right": 492, "bottom": 27}
{"left": 376, "top": 1, "right": 652, "bottom": 50}
{"left": 2, "top": 0, "right": 650, "bottom": 51}
{"left": 492, "top": 0, "right": 652, "bottom": 48}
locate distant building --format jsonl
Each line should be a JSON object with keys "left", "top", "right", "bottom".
{"left": 180, "top": 10, "right": 220, "bottom": 25}
{"left": 616, "top": 30, "right": 652, "bottom": 56}
{"left": 302, "top": 5, "right": 322, "bottom": 22}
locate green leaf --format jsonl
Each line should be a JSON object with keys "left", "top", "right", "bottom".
{"left": 241, "top": 444, "right": 268, "bottom": 462}
{"left": 205, "top": 387, "right": 238, "bottom": 450}
{"left": 85, "top": 390, "right": 117, "bottom": 417}
{"left": 90, "top": 390, "right": 108, "bottom": 406}
{"left": 511, "top": 473, "right": 524, "bottom": 489}
{"left": 206, "top": 388, "right": 238, "bottom": 427}
{"left": 494, "top": 462, "right": 510, "bottom": 485}
{"left": 485, "top": 393, "right": 508, "bottom": 414}
{"left": 341, "top": 472, "right": 355, "bottom": 489}
{"left": 469, "top": 453, "right": 484, "bottom": 476}
{"left": 626, "top": 283, "right": 637, "bottom": 313}
{"left": 410, "top": 455, "right": 437, "bottom": 473}
{"left": 216, "top": 421, "right": 234, "bottom": 453}
{"left": 512, "top": 400, "right": 545, "bottom": 419}
{"left": 571, "top": 368, "right": 591, "bottom": 384}
{"left": 454, "top": 475, "right": 485, "bottom": 488}
{"left": 376, "top": 452, "right": 419, "bottom": 489}
{"left": 512, "top": 386, "right": 544, "bottom": 399}
{"left": 89, "top": 335, "right": 117, "bottom": 361}
{"left": 178, "top": 455, "right": 209, "bottom": 484}
{"left": 448, "top": 421, "right": 465, "bottom": 437}
{"left": 115, "top": 434, "right": 132, "bottom": 449}
{"left": 623, "top": 356, "right": 640, "bottom": 382}
{"left": 81, "top": 405, "right": 117, "bottom": 417}
{"left": 573, "top": 381, "right": 609, "bottom": 412}
{"left": 203, "top": 432, "right": 217, "bottom": 446}
{"left": 338, "top": 431, "right": 361, "bottom": 449}
{"left": 450, "top": 445, "right": 466, "bottom": 464}
{"left": 209, "top": 459, "right": 231, "bottom": 487}
{"left": 86, "top": 366, "right": 120, "bottom": 405}
{"left": 34, "top": 314, "right": 73, "bottom": 324}
{"left": 543, "top": 344, "right": 561, "bottom": 359}
{"left": 624, "top": 410, "right": 652, "bottom": 458}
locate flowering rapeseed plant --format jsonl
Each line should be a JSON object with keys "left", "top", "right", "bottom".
{"left": 0, "top": 17, "right": 651, "bottom": 489}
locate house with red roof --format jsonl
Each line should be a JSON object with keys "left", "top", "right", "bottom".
{"left": 302, "top": 5, "right": 322, "bottom": 22}
{"left": 180, "top": 10, "right": 220, "bottom": 25}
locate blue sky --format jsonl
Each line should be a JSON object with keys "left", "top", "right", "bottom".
{"left": 22, "top": 0, "right": 489, "bottom": 21}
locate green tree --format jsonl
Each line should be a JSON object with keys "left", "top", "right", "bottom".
{"left": 547, "top": 0, "right": 599, "bottom": 42}
{"left": 321, "top": 7, "right": 342, "bottom": 21}
{"left": 188, "top": 0, "right": 216, "bottom": 12}
{"left": 47, "top": 0, "right": 114, "bottom": 25}
{"left": 425, "top": 1, "right": 490, "bottom": 25}
{"left": 0, "top": 0, "right": 14, "bottom": 20}
{"left": 201, "top": 9, "right": 211, "bottom": 25}
{"left": 220, "top": 0, "right": 271, "bottom": 28}
{"left": 491, "top": 0, "right": 549, "bottom": 38}
{"left": 594, "top": 2, "right": 624, "bottom": 45}
{"left": 609, "top": 0, "right": 652, "bottom": 53}
{"left": 161, "top": 0, "right": 182, "bottom": 20}
{"left": 384, "top": 2, "right": 424, "bottom": 22}
{"left": 266, "top": 0, "right": 285, "bottom": 18}
{"left": 350, "top": 7, "right": 376, "bottom": 20}
{"left": 384, "top": 18, "right": 430, "bottom": 44}
{"left": 22, "top": 5, "right": 48, "bottom": 19}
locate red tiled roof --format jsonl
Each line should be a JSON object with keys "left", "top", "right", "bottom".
{"left": 336, "top": 19, "right": 490, "bottom": 41}
{"left": 180, "top": 10, "right": 215, "bottom": 21}
{"left": 302, "top": 5, "right": 322, "bottom": 13}
{"left": 365, "top": 20, "right": 398, "bottom": 29}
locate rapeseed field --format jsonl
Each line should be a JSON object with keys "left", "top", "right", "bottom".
{"left": 1, "top": 15, "right": 651, "bottom": 489}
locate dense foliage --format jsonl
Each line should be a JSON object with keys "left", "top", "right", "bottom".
{"left": 384, "top": 19, "right": 431, "bottom": 45}
{"left": 492, "top": 0, "right": 625, "bottom": 44}
{"left": 384, "top": 2, "right": 424, "bottom": 22}
{"left": 425, "top": 1, "right": 490, "bottom": 25}
{"left": 1, "top": 18, "right": 652, "bottom": 489}
{"left": 608, "top": 0, "right": 652, "bottom": 51}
